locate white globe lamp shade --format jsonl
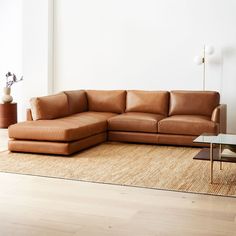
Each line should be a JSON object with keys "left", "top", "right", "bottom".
{"left": 194, "top": 56, "right": 203, "bottom": 65}
{"left": 205, "top": 45, "right": 214, "bottom": 55}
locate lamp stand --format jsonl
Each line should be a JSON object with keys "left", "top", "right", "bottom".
{"left": 203, "top": 45, "right": 206, "bottom": 91}
{"left": 194, "top": 44, "right": 214, "bottom": 91}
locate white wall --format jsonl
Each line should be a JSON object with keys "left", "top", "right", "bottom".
{"left": 54, "top": 0, "right": 236, "bottom": 133}
{"left": 0, "top": 0, "right": 53, "bottom": 122}
{"left": 22, "top": 0, "right": 54, "bottom": 119}
{"left": 0, "top": 0, "right": 22, "bottom": 121}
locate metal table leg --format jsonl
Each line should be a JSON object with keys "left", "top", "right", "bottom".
{"left": 219, "top": 144, "right": 222, "bottom": 170}
{"left": 210, "top": 143, "right": 213, "bottom": 183}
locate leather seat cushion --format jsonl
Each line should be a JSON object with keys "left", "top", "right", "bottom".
{"left": 86, "top": 90, "right": 126, "bottom": 113}
{"left": 9, "top": 112, "right": 116, "bottom": 142}
{"left": 169, "top": 91, "right": 219, "bottom": 116}
{"left": 158, "top": 115, "right": 218, "bottom": 136}
{"left": 64, "top": 90, "right": 88, "bottom": 115}
{"left": 126, "top": 90, "right": 169, "bottom": 115}
{"left": 30, "top": 93, "right": 69, "bottom": 120}
{"left": 108, "top": 112, "right": 165, "bottom": 133}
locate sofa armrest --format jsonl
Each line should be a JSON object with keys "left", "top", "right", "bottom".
{"left": 211, "top": 104, "right": 227, "bottom": 133}
{"left": 26, "top": 109, "right": 33, "bottom": 121}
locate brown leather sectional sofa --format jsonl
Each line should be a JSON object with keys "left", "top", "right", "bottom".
{"left": 8, "top": 90, "right": 226, "bottom": 155}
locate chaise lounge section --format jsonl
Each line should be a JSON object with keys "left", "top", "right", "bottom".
{"left": 8, "top": 90, "right": 226, "bottom": 155}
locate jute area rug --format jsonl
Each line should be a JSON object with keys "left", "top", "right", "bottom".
{"left": 0, "top": 142, "right": 236, "bottom": 197}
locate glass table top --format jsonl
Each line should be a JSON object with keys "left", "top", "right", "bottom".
{"left": 194, "top": 133, "right": 236, "bottom": 145}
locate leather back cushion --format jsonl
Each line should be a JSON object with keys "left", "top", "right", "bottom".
{"left": 169, "top": 91, "right": 220, "bottom": 116}
{"left": 64, "top": 90, "right": 87, "bottom": 115}
{"left": 30, "top": 93, "right": 69, "bottom": 120}
{"left": 126, "top": 90, "right": 169, "bottom": 115}
{"left": 86, "top": 90, "right": 126, "bottom": 113}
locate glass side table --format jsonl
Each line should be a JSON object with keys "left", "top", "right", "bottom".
{"left": 194, "top": 133, "right": 236, "bottom": 183}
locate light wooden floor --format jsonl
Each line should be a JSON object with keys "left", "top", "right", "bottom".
{"left": 1, "top": 129, "right": 236, "bottom": 236}
{"left": 0, "top": 128, "right": 8, "bottom": 152}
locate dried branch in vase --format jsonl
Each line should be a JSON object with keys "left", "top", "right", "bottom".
{"left": 5, "top": 72, "right": 23, "bottom": 88}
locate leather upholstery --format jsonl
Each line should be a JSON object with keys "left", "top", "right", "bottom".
{"left": 157, "top": 134, "right": 209, "bottom": 147}
{"left": 108, "top": 131, "right": 158, "bottom": 144}
{"left": 169, "top": 91, "right": 219, "bottom": 116}
{"left": 9, "top": 90, "right": 225, "bottom": 155}
{"left": 211, "top": 104, "right": 227, "bottom": 133}
{"left": 158, "top": 115, "right": 218, "bottom": 136}
{"left": 86, "top": 90, "right": 126, "bottom": 113}
{"left": 64, "top": 90, "right": 87, "bottom": 115}
{"left": 108, "top": 112, "right": 165, "bottom": 133}
{"left": 126, "top": 90, "right": 169, "bottom": 115}
{"left": 9, "top": 133, "right": 106, "bottom": 155}
{"left": 26, "top": 109, "right": 33, "bottom": 121}
{"left": 9, "top": 112, "right": 116, "bottom": 142}
{"left": 30, "top": 93, "right": 69, "bottom": 120}
{"left": 108, "top": 131, "right": 208, "bottom": 147}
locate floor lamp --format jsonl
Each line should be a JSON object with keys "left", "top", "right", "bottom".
{"left": 194, "top": 45, "right": 214, "bottom": 91}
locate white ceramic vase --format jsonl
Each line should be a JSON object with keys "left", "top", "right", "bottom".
{"left": 2, "top": 87, "right": 13, "bottom": 103}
